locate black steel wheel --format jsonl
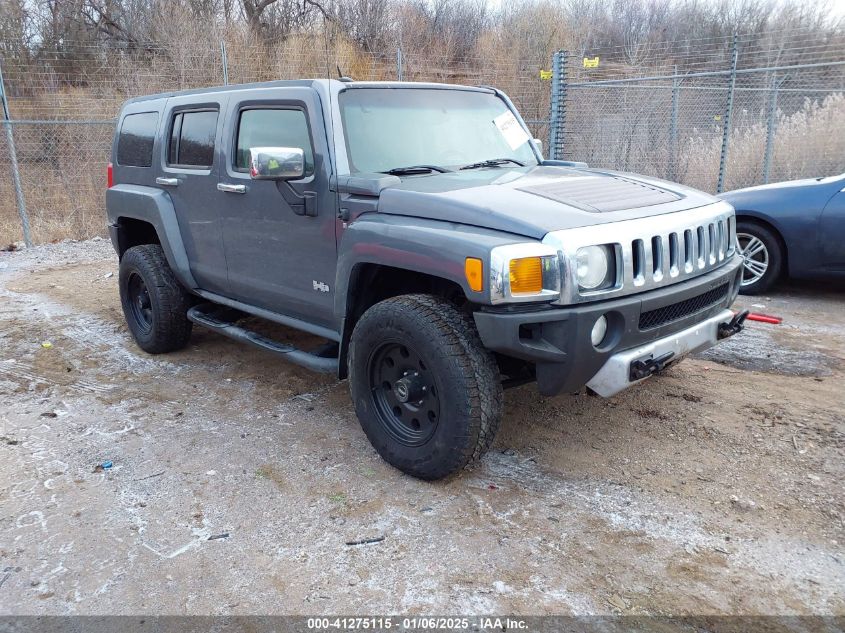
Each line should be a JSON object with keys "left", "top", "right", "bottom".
{"left": 348, "top": 294, "right": 503, "bottom": 480}
{"left": 127, "top": 272, "right": 154, "bottom": 335}
{"left": 119, "top": 244, "right": 193, "bottom": 354}
{"left": 369, "top": 341, "right": 441, "bottom": 447}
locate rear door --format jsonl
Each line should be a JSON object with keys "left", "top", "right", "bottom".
{"left": 156, "top": 94, "right": 229, "bottom": 294}
{"left": 216, "top": 87, "right": 337, "bottom": 329}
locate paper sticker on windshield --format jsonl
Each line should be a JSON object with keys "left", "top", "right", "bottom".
{"left": 494, "top": 111, "right": 530, "bottom": 151}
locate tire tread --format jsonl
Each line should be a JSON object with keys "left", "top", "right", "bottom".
{"left": 119, "top": 244, "right": 192, "bottom": 354}
{"left": 349, "top": 294, "right": 503, "bottom": 479}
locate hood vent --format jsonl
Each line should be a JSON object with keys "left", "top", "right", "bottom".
{"left": 518, "top": 175, "right": 682, "bottom": 213}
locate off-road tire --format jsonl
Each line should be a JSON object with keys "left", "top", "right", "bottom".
{"left": 348, "top": 294, "right": 503, "bottom": 480}
{"left": 736, "top": 220, "right": 784, "bottom": 295}
{"left": 119, "top": 244, "right": 193, "bottom": 354}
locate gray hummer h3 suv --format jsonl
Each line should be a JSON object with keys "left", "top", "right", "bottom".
{"left": 106, "top": 79, "right": 746, "bottom": 480}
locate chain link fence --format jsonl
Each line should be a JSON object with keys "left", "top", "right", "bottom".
{"left": 1, "top": 29, "right": 843, "bottom": 246}
{"left": 551, "top": 30, "right": 845, "bottom": 193}
{"left": 0, "top": 41, "right": 550, "bottom": 245}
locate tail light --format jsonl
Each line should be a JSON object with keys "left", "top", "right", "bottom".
{"left": 107, "top": 162, "right": 114, "bottom": 189}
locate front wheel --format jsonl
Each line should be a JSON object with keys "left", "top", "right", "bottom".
{"left": 736, "top": 221, "right": 784, "bottom": 295}
{"left": 348, "top": 294, "right": 503, "bottom": 480}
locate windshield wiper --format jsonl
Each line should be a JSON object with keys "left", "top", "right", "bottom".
{"left": 381, "top": 165, "right": 451, "bottom": 176}
{"left": 460, "top": 158, "right": 525, "bottom": 171}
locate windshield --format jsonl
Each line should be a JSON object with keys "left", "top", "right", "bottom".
{"left": 338, "top": 88, "right": 538, "bottom": 174}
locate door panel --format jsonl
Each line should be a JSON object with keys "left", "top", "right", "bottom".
{"left": 157, "top": 96, "right": 229, "bottom": 293}
{"left": 217, "top": 88, "right": 338, "bottom": 331}
{"left": 820, "top": 189, "right": 845, "bottom": 270}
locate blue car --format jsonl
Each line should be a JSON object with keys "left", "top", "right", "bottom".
{"left": 719, "top": 174, "right": 845, "bottom": 294}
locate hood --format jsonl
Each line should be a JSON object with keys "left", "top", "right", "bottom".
{"left": 721, "top": 174, "right": 843, "bottom": 196}
{"left": 719, "top": 174, "right": 844, "bottom": 213}
{"left": 376, "top": 166, "right": 721, "bottom": 240}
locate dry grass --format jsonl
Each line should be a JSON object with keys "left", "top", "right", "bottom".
{"left": 682, "top": 92, "right": 845, "bottom": 192}
{"left": 1, "top": 121, "right": 111, "bottom": 245}
{"left": 0, "top": 34, "right": 842, "bottom": 245}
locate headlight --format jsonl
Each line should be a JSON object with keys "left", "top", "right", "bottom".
{"left": 489, "top": 243, "right": 560, "bottom": 304}
{"left": 575, "top": 245, "right": 615, "bottom": 291}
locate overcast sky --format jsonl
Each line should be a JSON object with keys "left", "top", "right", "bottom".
{"left": 483, "top": 0, "right": 845, "bottom": 20}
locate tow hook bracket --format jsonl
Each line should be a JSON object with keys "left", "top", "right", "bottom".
{"left": 629, "top": 351, "right": 676, "bottom": 381}
{"left": 718, "top": 309, "right": 749, "bottom": 340}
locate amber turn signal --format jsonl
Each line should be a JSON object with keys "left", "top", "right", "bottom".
{"left": 465, "top": 257, "right": 484, "bottom": 292}
{"left": 509, "top": 257, "right": 543, "bottom": 294}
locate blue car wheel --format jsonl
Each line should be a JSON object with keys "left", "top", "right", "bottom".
{"left": 736, "top": 221, "right": 783, "bottom": 295}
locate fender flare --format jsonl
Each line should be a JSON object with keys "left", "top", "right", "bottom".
{"left": 333, "top": 214, "right": 530, "bottom": 378}
{"left": 334, "top": 215, "right": 504, "bottom": 322}
{"left": 106, "top": 184, "right": 198, "bottom": 289}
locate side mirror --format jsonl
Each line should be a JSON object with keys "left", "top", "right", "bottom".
{"left": 533, "top": 138, "right": 544, "bottom": 158}
{"left": 249, "top": 147, "right": 305, "bottom": 180}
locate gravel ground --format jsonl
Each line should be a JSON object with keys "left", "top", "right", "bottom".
{"left": 0, "top": 239, "right": 843, "bottom": 616}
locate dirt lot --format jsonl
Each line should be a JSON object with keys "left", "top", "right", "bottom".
{"left": 0, "top": 239, "right": 843, "bottom": 616}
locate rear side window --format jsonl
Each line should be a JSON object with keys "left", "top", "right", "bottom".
{"left": 117, "top": 112, "right": 158, "bottom": 167}
{"left": 235, "top": 108, "right": 314, "bottom": 175}
{"left": 168, "top": 109, "right": 218, "bottom": 168}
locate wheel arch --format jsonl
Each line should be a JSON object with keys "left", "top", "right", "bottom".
{"left": 735, "top": 213, "right": 790, "bottom": 277}
{"left": 107, "top": 184, "right": 197, "bottom": 289}
{"left": 113, "top": 216, "right": 161, "bottom": 257}
{"left": 337, "top": 263, "right": 468, "bottom": 379}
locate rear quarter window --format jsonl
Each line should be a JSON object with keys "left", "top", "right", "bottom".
{"left": 116, "top": 112, "right": 158, "bottom": 167}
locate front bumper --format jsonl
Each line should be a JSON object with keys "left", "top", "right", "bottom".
{"left": 586, "top": 308, "right": 733, "bottom": 396}
{"left": 473, "top": 254, "right": 743, "bottom": 396}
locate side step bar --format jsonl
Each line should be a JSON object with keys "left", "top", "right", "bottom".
{"left": 187, "top": 304, "right": 338, "bottom": 374}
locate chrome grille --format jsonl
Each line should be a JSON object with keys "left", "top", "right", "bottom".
{"left": 542, "top": 202, "right": 737, "bottom": 305}
{"left": 630, "top": 215, "right": 734, "bottom": 289}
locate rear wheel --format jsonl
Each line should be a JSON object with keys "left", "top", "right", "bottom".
{"left": 119, "top": 244, "right": 193, "bottom": 353}
{"left": 348, "top": 294, "right": 503, "bottom": 480}
{"left": 736, "top": 221, "right": 783, "bottom": 295}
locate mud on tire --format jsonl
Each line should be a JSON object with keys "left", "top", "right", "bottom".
{"left": 348, "top": 294, "right": 503, "bottom": 480}
{"left": 119, "top": 244, "right": 193, "bottom": 354}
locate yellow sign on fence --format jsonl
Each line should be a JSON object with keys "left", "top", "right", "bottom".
{"left": 539, "top": 70, "right": 552, "bottom": 80}
{"left": 583, "top": 56, "right": 600, "bottom": 68}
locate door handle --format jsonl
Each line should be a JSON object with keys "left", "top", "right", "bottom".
{"left": 217, "top": 183, "right": 247, "bottom": 194}
{"left": 156, "top": 177, "right": 179, "bottom": 186}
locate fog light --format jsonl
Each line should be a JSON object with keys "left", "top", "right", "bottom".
{"left": 591, "top": 315, "right": 608, "bottom": 347}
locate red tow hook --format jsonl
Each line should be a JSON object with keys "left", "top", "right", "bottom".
{"left": 745, "top": 312, "right": 783, "bottom": 325}
{"left": 720, "top": 310, "right": 782, "bottom": 340}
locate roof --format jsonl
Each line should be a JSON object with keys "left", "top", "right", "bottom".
{"left": 122, "top": 79, "right": 493, "bottom": 105}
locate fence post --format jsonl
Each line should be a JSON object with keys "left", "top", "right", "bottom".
{"left": 0, "top": 59, "right": 31, "bottom": 247}
{"left": 762, "top": 73, "right": 784, "bottom": 184}
{"left": 716, "top": 34, "right": 738, "bottom": 193}
{"left": 396, "top": 48, "right": 403, "bottom": 81}
{"left": 220, "top": 41, "right": 229, "bottom": 85}
{"left": 549, "top": 50, "right": 567, "bottom": 160}
{"left": 668, "top": 65, "right": 680, "bottom": 181}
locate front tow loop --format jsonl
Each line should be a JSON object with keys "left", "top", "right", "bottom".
{"left": 718, "top": 309, "right": 750, "bottom": 340}
{"left": 629, "top": 351, "right": 676, "bottom": 381}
